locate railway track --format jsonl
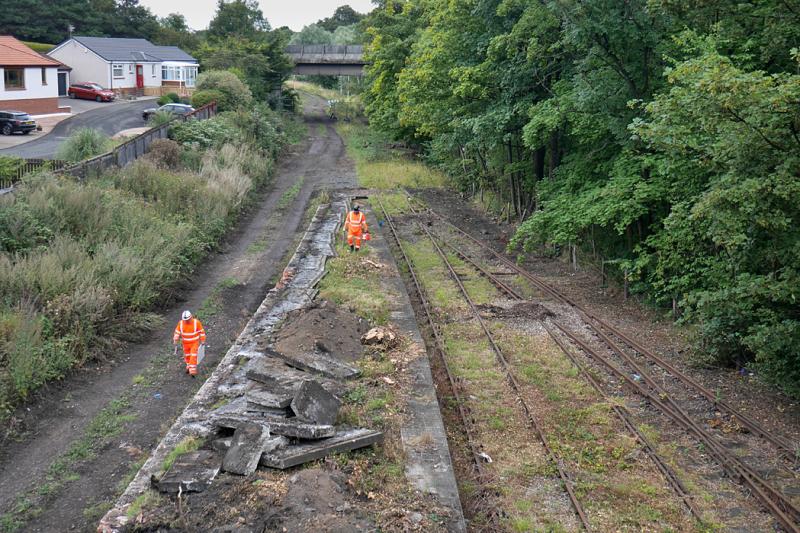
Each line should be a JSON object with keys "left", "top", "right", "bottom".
{"left": 411, "top": 196, "right": 797, "bottom": 459}
{"left": 390, "top": 199, "right": 595, "bottom": 529}
{"left": 381, "top": 199, "right": 593, "bottom": 530}
{"left": 377, "top": 199, "right": 502, "bottom": 530}
{"left": 401, "top": 194, "right": 800, "bottom": 532}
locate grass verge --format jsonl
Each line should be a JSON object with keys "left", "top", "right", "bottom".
{"left": 336, "top": 122, "right": 449, "bottom": 190}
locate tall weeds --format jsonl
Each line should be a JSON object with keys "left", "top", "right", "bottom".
{"left": 56, "top": 128, "right": 112, "bottom": 162}
{"left": 0, "top": 109, "right": 290, "bottom": 415}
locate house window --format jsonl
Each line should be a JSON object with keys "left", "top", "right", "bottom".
{"left": 185, "top": 67, "right": 197, "bottom": 87}
{"left": 3, "top": 68, "right": 25, "bottom": 90}
{"left": 128, "top": 64, "right": 133, "bottom": 74}
{"left": 151, "top": 64, "right": 156, "bottom": 77}
{"left": 161, "top": 66, "right": 183, "bottom": 81}
{"left": 112, "top": 64, "right": 124, "bottom": 78}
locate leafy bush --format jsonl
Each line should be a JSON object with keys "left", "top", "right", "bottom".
{"left": 0, "top": 156, "right": 23, "bottom": 182}
{"left": 281, "top": 87, "right": 300, "bottom": 112}
{"left": 147, "top": 110, "right": 175, "bottom": 127}
{"left": 157, "top": 95, "right": 172, "bottom": 106}
{"left": 166, "top": 92, "right": 181, "bottom": 103}
{"left": 0, "top": 197, "right": 53, "bottom": 253}
{"left": 195, "top": 70, "right": 253, "bottom": 112}
{"left": 170, "top": 116, "right": 239, "bottom": 149}
{"left": 56, "top": 128, "right": 112, "bottom": 162}
{"left": 144, "top": 139, "right": 181, "bottom": 169}
{"left": 224, "top": 104, "right": 284, "bottom": 157}
{"left": 191, "top": 89, "right": 225, "bottom": 110}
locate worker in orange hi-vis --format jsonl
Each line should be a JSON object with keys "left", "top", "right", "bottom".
{"left": 173, "top": 310, "right": 206, "bottom": 377}
{"left": 344, "top": 204, "right": 369, "bottom": 252}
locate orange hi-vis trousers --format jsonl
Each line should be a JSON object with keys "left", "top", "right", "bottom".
{"left": 173, "top": 318, "right": 206, "bottom": 375}
{"left": 345, "top": 210, "right": 368, "bottom": 249}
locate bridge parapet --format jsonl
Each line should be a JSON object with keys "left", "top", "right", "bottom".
{"left": 286, "top": 45, "right": 365, "bottom": 65}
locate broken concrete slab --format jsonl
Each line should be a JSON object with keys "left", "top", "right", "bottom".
{"left": 157, "top": 450, "right": 221, "bottom": 493}
{"left": 245, "top": 355, "right": 347, "bottom": 397}
{"left": 264, "top": 347, "right": 361, "bottom": 380}
{"left": 211, "top": 414, "right": 335, "bottom": 439}
{"left": 223, "top": 423, "right": 271, "bottom": 476}
{"left": 208, "top": 396, "right": 250, "bottom": 418}
{"left": 291, "top": 379, "right": 341, "bottom": 426}
{"left": 245, "top": 357, "right": 303, "bottom": 389}
{"left": 244, "top": 404, "right": 292, "bottom": 417}
{"left": 260, "top": 428, "right": 383, "bottom": 469}
{"left": 211, "top": 437, "right": 233, "bottom": 452}
{"left": 261, "top": 416, "right": 336, "bottom": 439}
{"left": 246, "top": 387, "right": 294, "bottom": 409}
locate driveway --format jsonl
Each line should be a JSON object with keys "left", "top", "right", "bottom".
{"left": 0, "top": 98, "right": 158, "bottom": 159}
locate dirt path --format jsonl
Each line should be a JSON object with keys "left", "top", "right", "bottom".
{"left": 0, "top": 95, "right": 356, "bottom": 532}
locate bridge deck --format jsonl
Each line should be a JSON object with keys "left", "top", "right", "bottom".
{"left": 286, "top": 45, "right": 365, "bottom": 65}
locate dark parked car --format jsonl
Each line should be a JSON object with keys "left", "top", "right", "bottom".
{"left": 142, "top": 103, "right": 195, "bottom": 121}
{"left": 68, "top": 83, "right": 116, "bottom": 102}
{"left": 0, "top": 111, "right": 37, "bottom": 135}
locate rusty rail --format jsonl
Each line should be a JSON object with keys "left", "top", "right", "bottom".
{"left": 416, "top": 208, "right": 704, "bottom": 521}
{"left": 413, "top": 195, "right": 797, "bottom": 458}
{"left": 402, "top": 198, "right": 593, "bottom": 530}
{"left": 376, "top": 199, "right": 501, "bottom": 529}
{"left": 408, "top": 194, "right": 800, "bottom": 532}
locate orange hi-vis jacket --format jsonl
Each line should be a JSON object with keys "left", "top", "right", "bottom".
{"left": 173, "top": 318, "right": 206, "bottom": 354}
{"left": 345, "top": 210, "right": 368, "bottom": 236}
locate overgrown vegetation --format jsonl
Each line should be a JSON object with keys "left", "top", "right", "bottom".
{"left": 56, "top": 128, "right": 112, "bottom": 162}
{"left": 0, "top": 105, "right": 292, "bottom": 416}
{"left": 362, "top": 1, "right": 800, "bottom": 395}
{"left": 337, "top": 123, "right": 448, "bottom": 190}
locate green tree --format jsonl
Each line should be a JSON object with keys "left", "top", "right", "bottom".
{"left": 0, "top": 0, "right": 159, "bottom": 43}
{"left": 152, "top": 13, "right": 200, "bottom": 51}
{"left": 631, "top": 42, "right": 800, "bottom": 392}
{"left": 317, "top": 5, "right": 364, "bottom": 32}
{"left": 362, "top": 0, "right": 425, "bottom": 139}
{"left": 332, "top": 25, "right": 361, "bottom": 45}
{"left": 195, "top": 32, "right": 292, "bottom": 101}
{"left": 289, "top": 24, "right": 334, "bottom": 45}
{"left": 208, "top": 0, "right": 270, "bottom": 40}
{"left": 195, "top": 70, "right": 253, "bottom": 111}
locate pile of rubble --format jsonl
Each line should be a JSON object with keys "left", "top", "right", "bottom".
{"left": 154, "top": 344, "right": 383, "bottom": 494}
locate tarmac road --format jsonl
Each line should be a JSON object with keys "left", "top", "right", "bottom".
{"left": 0, "top": 98, "right": 156, "bottom": 159}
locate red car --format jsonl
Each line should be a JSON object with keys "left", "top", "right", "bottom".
{"left": 68, "top": 83, "right": 116, "bottom": 102}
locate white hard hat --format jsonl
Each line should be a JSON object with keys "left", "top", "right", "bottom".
{"left": 182, "top": 310, "right": 192, "bottom": 320}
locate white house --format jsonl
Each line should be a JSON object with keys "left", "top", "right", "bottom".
{"left": 0, "top": 36, "right": 65, "bottom": 115}
{"left": 48, "top": 36, "right": 198, "bottom": 96}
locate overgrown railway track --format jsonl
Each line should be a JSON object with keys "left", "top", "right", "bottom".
{"left": 383, "top": 198, "right": 593, "bottom": 529}
{"left": 402, "top": 193, "right": 800, "bottom": 532}
{"left": 377, "top": 199, "right": 502, "bottom": 531}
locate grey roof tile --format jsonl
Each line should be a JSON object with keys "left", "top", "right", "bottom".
{"left": 69, "top": 36, "right": 196, "bottom": 63}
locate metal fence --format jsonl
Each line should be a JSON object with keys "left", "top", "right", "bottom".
{"left": 0, "top": 159, "right": 69, "bottom": 189}
{"left": 62, "top": 101, "right": 217, "bottom": 180}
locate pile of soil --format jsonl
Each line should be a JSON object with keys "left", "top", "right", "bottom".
{"left": 262, "top": 468, "right": 373, "bottom": 533}
{"left": 478, "top": 301, "right": 555, "bottom": 320}
{"left": 142, "top": 468, "right": 373, "bottom": 532}
{"left": 271, "top": 300, "right": 368, "bottom": 363}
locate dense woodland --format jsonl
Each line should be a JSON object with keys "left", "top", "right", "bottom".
{"left": 360, "top": 0, "right": 800, "bottom": 395}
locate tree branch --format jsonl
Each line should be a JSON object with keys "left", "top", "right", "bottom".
{"left": 723, "top": 106, "right": 789, "bottom": 152}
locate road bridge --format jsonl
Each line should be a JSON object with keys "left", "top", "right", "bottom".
{"left": 286, "top": 45, "right": 365, "bottom": 76}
